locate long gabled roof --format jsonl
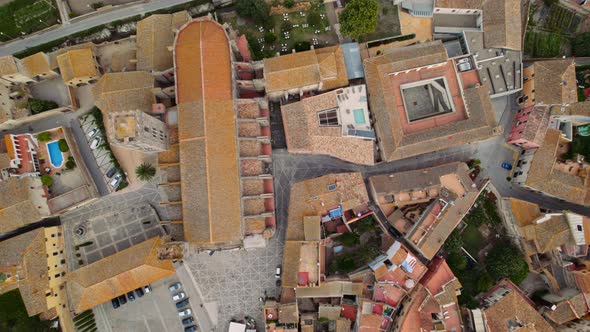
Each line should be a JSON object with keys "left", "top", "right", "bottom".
{"left": 174, "top": 18, "right": 242, "bottom": 245}
{"left": 66, "top": 237, "right": 175, "bottom": 313}
{"left": 92, "top": 71, "right": 155, "bottom": 113}
{"left": 533, "top": 59, "right": 577, "bottom": 106}
{"left": 482, "top": 0, "right": 522, "bottom": 50}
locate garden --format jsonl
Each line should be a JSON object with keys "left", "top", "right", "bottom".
{"left": 358, "top": 0, "right": 400, "bottom": 42}
{"left": 0, "top": 289, "right": 52, "bottom": 331}
{"left": 444, "top": 192, "right": 529, "bottom": 308}
{"left": 326, "top": 214, "right": 392, "bottom": 275}
{"left": 229, "top": 0, "right": 336, "bottom": 60}
{"left": 0, "top": 0, "right": 59, "bottom": 41}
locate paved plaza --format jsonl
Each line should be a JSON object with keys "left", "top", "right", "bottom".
{"left": 61, "top": 185, "right": 165, "bottom": 269}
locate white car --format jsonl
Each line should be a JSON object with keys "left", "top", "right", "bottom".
{"left": 87, "top": 128, "right": 99, "bottom": 138}
{"left": 172, "top": 292, "right": 186, "bottom": 301}
{"left": 110, "top": 173, "right": 123, "bottom": 188}
{"left": 178, "top": 308, "right": 192, "bottom": 317}
{"left": 275, "top": 266, "right": 281, "bottom": 278}
{"left": 90, "top": 136, "right": 102, "bottom": 150}
{"left": 144, "top": 285, "right": 152, "bottom": 293}
{"left": 169, "top": 283, "right": 182, "bottom": 292}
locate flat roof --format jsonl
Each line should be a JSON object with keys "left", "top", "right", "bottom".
{"left": 174, "top": 18, "right": 242, "bottom": 245}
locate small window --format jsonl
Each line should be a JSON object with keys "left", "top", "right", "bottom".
{"left": 327, "top": 184, "right": 337, "bottom": 191}
{"left": 318, "top": 109, "right": 339, "bottom": 126}
{"left": 578, "top": 225, "right": 583, "bottom": 232}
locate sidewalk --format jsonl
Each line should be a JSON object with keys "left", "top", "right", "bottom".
{"left": 175, "top": 264, "right": 217, "bottom": 331}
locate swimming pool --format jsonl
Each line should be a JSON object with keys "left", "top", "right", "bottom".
{"left": 47, "top": 141, "right": 64, "bottom": 168}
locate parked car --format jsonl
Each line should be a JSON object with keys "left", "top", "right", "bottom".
{"left": 276, "top": 279, "right": 281, "bottom": 287}
{"left": 87, "top": 128, "right": 99, "bottom": 139}
{"left": 176, "top": 299, "right": 190, "bottom": 309}
{"left": 169, "top": 283, "right": 182, "bottom": 292}
{"left": 178, "top": 308, "right": 192, "bottom": 317}
{"left": 90, "top": 136, "right": 102, "bottom": 150}
{"left": 110, "top": 173, "right": 123, "bottom": 188}
{"left": 135, "top": 287, "right": 144, "bottom": 298}
{"left": 172, "top": 292, "right": 186, "bottom": 301}
{"left": 185, "top": 326, "right": 198, "bottom": 332}
{"left": 144, "top": 285, "right": 152, "bottom": 293}
{"left": 118, "top": 295, "right": 127, "bottom": 305}
{"left": 111, "top": 298, "right": 120, "bottom": 309}
{"left": 182, "top": 317, "right": 194, "bottom": 325}
{"left": 501, "top": 162, "right": 513, "bottom": 170}
{"left": 106, "top": 167, "right": 117, "bottom": 178}
{"left": 127, "top": 291, "right": 135, "bottom": 302}
{"left": 275, "top": 266, "right": 281, "bottom": 278}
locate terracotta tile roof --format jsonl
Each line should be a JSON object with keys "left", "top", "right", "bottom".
{"left": 0, "top": 152, "right": 10, "bottom": 169}
{"left": 482, "top": 0, "right": 522, "bottom": 50}
{"left": 295, "top": 280, "right": 364, "bottom": 298}
{"left": 136, "top": 11, "right": 190, "bottom": 71}
{"left": 56, "top": 47, "right": 98, "bottom": 83}
{"left": 21, "top": 52, "right": 52, "bottom": 78}
{"left": 278, "top": 302, "right": 299, "bottom": 324}
{"left": 370, "top": 163, "right": 480, "bottom": 259}
{"left": 557, "top": 101, "right": 590, "bottom": 117}
{"left": 481, "top": 279, "right": 555, "bottom": 332}
{"left": 66, "top": 237, "right": 175, "bottom": 313}
{"left": 281, "top": 89, "right": 375, "bottom": 165}
{"left": 282, "top": 241, "right": 302, "bottom": 288}
{"left": 93, "top": 71, "right": 155, "bottom": 113}
{"left": 532, "top": 59, "right": 577, "bottom": 106}
{"left": 364, "top": 41, "right": 498, "bottom": 161}
{"left": 286, "top": 173, "right": 368, "bottom": 241}
{"left": 525, "top": 129, "right": 590, "bottom": 205}
{"left": 521, "top": 107, "right": 551, "bottom": 146}
{"left": 174, "top": 18, "right": 242, "bottom": 245}
{"left": 544, "top": 293, "right": 590, "bottom": 324}
{"left": 0, "top": 177, "right": 47, "bottom": 234}
{"left": 263, "top": 46, "right": 348, "bottom": 93}
{"left": 0, "top": 229, "right": 49, "bottom": 316}
{"left": 509, "top": 198, "right": 541, "bottom": 227}
{"left": 520, "top": 215, "right": 572, "bottom": 253}
{"left": 0, "top": 55, "right": 18, "bottom": 76}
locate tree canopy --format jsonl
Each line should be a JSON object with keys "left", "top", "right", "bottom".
{"left": 41, "top": 175, "right": 53, "bottom": 187}
{"left": 236, "top": 0, "right": 271, "bottom": 27}
{"left": 485, "top": 240, "right": 529, "bottom": 284}
{"left": 338, "top": 0, "right": 379, "bottom": 40}
{"left": 28, "top": 98, "right": 58, "bottom": 115}
{"left": 37, "top": 132, "right": 51, "bottom": 142}
{"left": 135, "top": 162, "right": 156, "bottom": 182}
{"left": 574, "top": 32, "right": 590, "bottom": 57}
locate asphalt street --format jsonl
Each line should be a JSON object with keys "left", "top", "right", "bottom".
{"left": 0, "top": 0, "right": 195, "bottom": 56}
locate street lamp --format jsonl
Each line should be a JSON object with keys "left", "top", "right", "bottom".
{"left": 0, "top": 31, "right": 15, "bottom": 39}
{"left": 38, "top": 19, "right": 50, "bottom": 28}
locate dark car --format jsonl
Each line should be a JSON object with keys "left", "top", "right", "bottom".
{"left": 111, "top": 298, "right": 120, "bottom": 309}
{"left": 182, "top": 317, "right": 194, "bottom": 325}
{"left": 127, "top": 291, "right": 135, "bottom": 302}
{"left": 176, "top": 299, "right": 190, "bottom": 309}
{"left": 118, "top": 295, "right": 127, "bottom": 305}
{"left": 276, "top": 279, "right": 281, "bottom": 287}
{"left": 135, "top": 288, "right": 144, "bottom": 298}
{"left": 184, "top": 326, "right": 198, "bottom": 332}
{"left": 106, "top": 167, "right": 117, "bottom": 178}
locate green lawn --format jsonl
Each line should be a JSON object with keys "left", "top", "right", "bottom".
{"left": 359, "top": 0, "right": 400, "bottom": 42}
{"left": 0, "top": 289, "right": 51, "bottom": 332}
{"left": 462, "top": 224, "right": 484, "bottom": 256}
{"left": 0, "top": 0, "right": 59, "bottom": 41}
{"left": 524, "top": 30, "right": 565, "bottom": 58}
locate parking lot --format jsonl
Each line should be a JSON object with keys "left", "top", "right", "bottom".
{"left": 94, "top": 274, "right": 190, "bottom": 332}
{"left": 80, "top": 115, "right": 121, "bottom": 193}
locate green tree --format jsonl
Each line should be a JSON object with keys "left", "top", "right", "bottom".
{"left": 447, "top": 252, "right": 467, "bottom": 271}
{"left": 65, "top": 156, "right": 76, "bottom": 170}
{"left": 284, "top": 0, "right": 295, "bottom": 8}
{"left": 58, "top": 138, "right": 69, "bottom": 152}
{"left": 476, "top": 271, "right": 494, "bottom": 293}
{"left": 331, "top": 254, "right": 356, "bottom": 273}
{"left": 444, "top": 229, "right": 463, "bottom": 253}
{"left": 574, "top": 32, "right": 590, "bottom": 57}
{"left": 236, "top": 0, "right": 271, "bottom": 27}
{"left": 41, "top": 174, "right": 53, "bottom": 187}
{"left": 264, "top": 32, "right": 277, "bottom": 44}
{"left": 28, "top": 98, "right": 58, "bottom": 115}
{"left": 281, "top": 21, "right": 293, "bottom": 32}
{"left": 294, "top": 40, "right": 311, "bottom": 52}
{"left": 337, "top": 232, "right": 360, "bottom": 246}
{"left": 135, "top": 162, "right": 156, "bottom": 182}
{"left": 37, "top": 131, "right": 51, "bottom": 142}
{"left": 307, "top": 11, "right": 322, "bottom": 27}
{"left": 356, "top": 244, "right": 380, "bottom": 264}
{"left": 0, "top": 273, "right": 6, "bottom": 283}
{"left": 486, "top": 240, "right": 529, "bottom": 284}
{"left": 338, "top": 0, "right": 379, "bottom": 40}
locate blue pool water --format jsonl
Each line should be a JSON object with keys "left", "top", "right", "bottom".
{"left": 353, "top": 109, "right": 366, "bottom": 125}
{"left": 47, "top": 141, "right": 64, "bottom": 168}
